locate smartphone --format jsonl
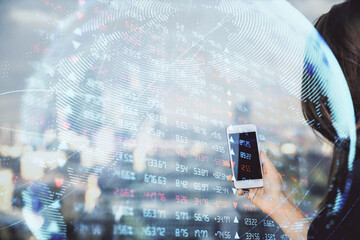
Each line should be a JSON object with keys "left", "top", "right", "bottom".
{"left": 226, "top": 124, "right": 263, "bottom": 189}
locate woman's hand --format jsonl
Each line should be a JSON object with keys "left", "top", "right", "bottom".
{"left": 225, "top": 151, "right": 286, "bottom": 214}
{"left": 225, "top": 151, "right": 310, "bottom": 239}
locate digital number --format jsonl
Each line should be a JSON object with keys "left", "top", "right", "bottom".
{"left": 194, "top": 182, "right": 209, "bottom": 191}
{"left": 175, "top": 179, "right": 188, "bottom": 188}
{"left": 175, "top": 211, "right": 189, "bottom": 220}
{"left": 193, "top": 168, "right": 208, "bottom": 176}
{"left": 194, "top": 213, "right": 209, "bottom": 222}
{"left": 176, "top": 134, "right": 188, "bottom": 143}
{"left": 176, "top": 195, "right": 188, "bottom": 204}
{"left": 142, "top": 226, "right": 165, "bottom": 237}
{"left": 146, "top": 158, "right": 167, "bottom": 168}
{"left": 176, "top": 164, "right": 188, "bottom": 173}
{"left": 245, "top": 232, "right": 260, "bottom": 240}
{"left": 144, "top": 174, "right": 166, "bottom": 185}
{"left": 265, "top": 233, "right": 276, "bottom": 240}
{"left": 240, "top": 152, "right": 251, "bottom": 160}
{"left": 244, "top": 218, "right": 258, "bottom": 226}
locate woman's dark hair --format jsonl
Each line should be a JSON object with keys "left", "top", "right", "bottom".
{"left": 302, "top": 0, "right": 360, "bottom": 209}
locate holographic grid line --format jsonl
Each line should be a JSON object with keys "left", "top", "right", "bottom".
{"left": 0, "top": 89, "right": 54, "bottom": 97}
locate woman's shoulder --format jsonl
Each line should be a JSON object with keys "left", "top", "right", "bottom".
{"left": 308, "top": 156, "right": 360, "bottom": 240}
{"left": 308, "top": 196, "right": 360, "bottom": 239}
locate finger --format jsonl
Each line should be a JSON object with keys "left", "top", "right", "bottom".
{"left": 223, "top": 160, "right": 231, "bottom": 169}
{"left": 227, "top": 174, "right": 233, "bottom": 182}
{"left": 260, "top": 151, "right": 276, "bottom": 174}
{"left": 237, "top": 189, "right": 244, "bottom": 196}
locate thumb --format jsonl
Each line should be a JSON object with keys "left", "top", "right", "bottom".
{"left": 260, "top": 151, "right": 276, "bottom": 175}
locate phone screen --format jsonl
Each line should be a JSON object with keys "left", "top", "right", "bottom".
{"left": 229, "top": 132, "right": 262, "bottom": 181}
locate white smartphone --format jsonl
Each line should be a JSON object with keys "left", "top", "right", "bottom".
{"left": 226, "top": 124, "right": 263, "bottom": 189}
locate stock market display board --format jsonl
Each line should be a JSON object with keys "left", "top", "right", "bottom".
{"left": 0, "top": 0, "right": 356, "bottom": 239}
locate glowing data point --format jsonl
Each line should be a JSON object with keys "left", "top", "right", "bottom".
{"left": 54, "top": 178, "right": 64, "bottom": 188}
{"left": 57, "top": 157, "right": 66, "bottom": 167}
{"left": 232, "top": 188, "right": 237, "bottom": 195}
{"left": 227, "top": 90, "right": 231, "bottom": 96}
{"left": 235, "top": 232, "right": 240, "bottom": 239}
{"left": 227, "top": 100, "right": 232, "bottom": 106}
{"left": 76, "top": 12, "right": 84, "bottom": 20}
{"left": 229, "top": 136, "right": 234, "bottom": 143}
{"left": 230, "top": 149, "right": 235, "bottom": 156}
{"left": 50, "top": 200, "right": 60, "bottom": 209}
{"left": 73, "top": 28, "right": 82, "bottom": 36}
{"left": 72, "top": 41, "right": 81, "bottom": 49}
{"left": 233, "top": 202, "right": 238, "bottom": 209}
{"left": 47, "top": 221, "right": 59, "bottom": 232}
